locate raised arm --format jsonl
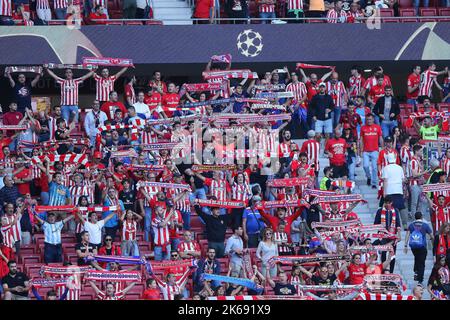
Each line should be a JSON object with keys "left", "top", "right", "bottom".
{"left": 122, "top": 282, "right": 136, "bottom": 295}
{"left": 114, "top": 67, "right": 128, "bottom": 79}
{"left": 45, "top": 67, "right": 62, "bottom": 81}
{"left": 5, "top": 71, "right": 15, "bottom": 87}
{"left": 31, "top": 72, "right": 41, "bottom": 87}
{"left": 321, "top": 69, "right": 333, "bottom": 82}
{"left": 79, "top": 70, "right": 96, "bottom": 82}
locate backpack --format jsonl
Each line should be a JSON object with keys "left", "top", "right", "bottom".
{"left": 409, "top": 224, "right": 425, "bottom": 249}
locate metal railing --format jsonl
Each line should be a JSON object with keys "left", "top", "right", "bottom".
{"left": 8, "top": 15, "right": 450, "bottom": 26}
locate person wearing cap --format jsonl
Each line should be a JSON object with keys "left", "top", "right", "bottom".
{"left": 381, "top": 152, "right": 408, "bottom": 230}
{"left": 242, "top": 196, "right": 266, "bottom": 248}
{"left": 373, "top": 85, "right": 400, "bottom": 138}
{"left": 83, "top": 100, "right": 108, "bottom": 148}
{"left": 308, "top": 82, "right": 335, "bottom": 143}
{"left": 32, "top": 210, "right": 74, "bottom": 263}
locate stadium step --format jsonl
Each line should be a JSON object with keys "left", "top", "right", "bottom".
{"left": 152, "top": 0, "right": 193, "bottom": 25}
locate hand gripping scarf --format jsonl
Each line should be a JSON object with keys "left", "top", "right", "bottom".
{"left": 296, "top": 63, "right": 335, "bottom": 70}
{"left": 41, "top": 139, "right": 91, "bottom": 150}
{"left": 4, "top": 66, "right": 42, "bottom": 76}
{"left": 207, "top": 295, "right": 313, "bottom": 300}
{"left": 257, "top": 199, "right": 310, "bottom": 209}
{"left": 330, "top": 179, "right": 355, "bottom": 190}
{"left": 268, "top": 254, "right": 350, "bottom": 267}
{"left": 136, "top": 181, "right": 191, "bottom": 191}
{"left": 266, "top": 177, "right": 311, "bottom": 188}
{"left": 84, "top": 271, "right": 142, "bottom": 282}
{"left": 312, "top": 219, "right": 362, "bottom": 229}
{"left": 197, "top": 199, "right": 246, "bottom": 208}
{"left": 200, "top": 273, "right": 264, "bottom": 294}
{"left": 363, "top": 274, "right": 406, "bottom": 292}
{"left": 210, "top": 54, "right": 232, "bottom": 64}
{"left": 85, "top": 255, "right": 151, "bottom": 274}
{"left": 404, "top": 111, "right": 447, "bottom": 128}
{"left": 182, "top": 98, "right": 236, "bottom": 108}
{"left": 311, "top": 194, "right": 366, "bottom": 205}
{"left": 82, "top": 57, "right": 134, "bottom": 67}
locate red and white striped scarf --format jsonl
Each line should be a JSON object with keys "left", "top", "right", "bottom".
{"left": 84, "top": 271, "right": 142, "bottom": 282}
{"left": 82, "top": 57, "right": 134, "bottom": 67}
{"left": 31, "top": 154, "right": 89, "bottom": 167}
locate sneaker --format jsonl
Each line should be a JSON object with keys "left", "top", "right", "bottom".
{"left": 371, "top": 185, "right": 377, "bottom": 190}
{"left": 367, "top": 178, "right": 371, "bottom": 186}
{"left": 414, "top": 274, "right": 418, "bottom": 281}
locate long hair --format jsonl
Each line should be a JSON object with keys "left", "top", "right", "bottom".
{"left": 438, "top": 222, "right": 450, "bottom": 236}
{"left": 261, "top": 227, "right": 274, "bottom": 242}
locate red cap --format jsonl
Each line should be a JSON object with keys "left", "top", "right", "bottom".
{"left": 94, "top": 151, "right": 102, "bottom": 159}
{"left": 343, "top": 123, "right": 351, "bottom": 130}
{"left": 346, "top": 212, "right": 359, "bottom": 220}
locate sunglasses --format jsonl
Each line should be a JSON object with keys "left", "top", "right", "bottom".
{"left": 105, "top": 239, "right": 112, "bottom": 241}
{"left": 171, "top": 254, "right": 178, "bottom": 257}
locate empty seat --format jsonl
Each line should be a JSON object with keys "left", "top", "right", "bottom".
{"left": 419, "top": 7, "right": 437, "bottom": 21}
{"left": 20, "top": 244, "right": 37, "bottom": 255}
{"left": 398, "top": 0, "right": 413, "bottom": 8}
{"left": 438, "top": 7, "right": 450, "bottom": 21}
{"left": 144, "top": 20, "right": 163, "bottom": 25}
{"left": 380, "top": 9, "right": 397, "bottom": 22}
{"left": 124, "top": 21, "right": 143, "bottom": 25}
{"left": 399, "top": 8, "right": 418, "bottom": 22}
{"left": 21, "top": 254, "right": 41, "bottom": 265}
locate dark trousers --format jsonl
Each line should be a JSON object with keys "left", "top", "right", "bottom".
{"left": 286, "top": 10, "right": 304, "bottom": 23}
{"left": 411, "top": 247, "right": 427, "bottom": 282}
{"left": 247, "top": 234, "right": 260, "bottom": 248}
{"left": 381, "top": 242, "right": 397, "bottom": 273}
{"left": 104, "top": 226, "right": 118, "bottom": 241}
{"left": 208, "top": 241, "right": 225, "bottom": 258}
{"left": 331, "top": 164, "right": 349, "bottom": 178}
{"left": 230, "top": 208, "right": 243, "bottom": 230}
{"left": 44, "top": 243, "right": 63, "bottom": 264}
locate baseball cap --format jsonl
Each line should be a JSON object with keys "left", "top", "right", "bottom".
{"left": 318, "top": 83, "right": 326, "bottom": 88}
{"left": 343, "top": 123, "right": 351, "bottom": 130}
{"left": 384, "top": 136, "right": 393, "bottom": 143}
{"left": 94, "top": 151, "right": 102, "bottom": 159}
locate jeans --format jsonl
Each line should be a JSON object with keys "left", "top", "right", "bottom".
{"left": 121, "top": 240, "right": 140, "bottom": 257}
{"left": 171, "top": 238, "right": 181, "bottom": 251}
{"left": 208, "top": 241, "right": 225, "bottom": 258}
{"left": 348, "top": 156, "right": 356, "bottom": 181}
{"left": 363, "top": 151, "right": 379, "bottom": 187}
{"left": 44, "top": 243, "right": 63, "bottom": 264}
{"left": 410, "top": 185, "right": 428, "bottom": 217}
{"left": 180, "top": 210, "right": 191, "bottom": 230}
{"left": 144, "top": 207, "right": 154, "bottom": 242}
{"left": 333, "top": 108, "right": 342, "bottom": 129}
{"left": 381, "top": 120, "right": 398, "bottom": 138}
{"left": 247, "top": 233, "right": 260, "bottom": 248}
{"left": 40, "top": 192, "right": 49, "bottom": 205}
{"left": 414, "top": 0, "right": 429, "bottom": 14}
{"left": 259, "top": 12, "right": 276, "bottom": 23}
{"left": 54, "top": 8, "right": 67, "bottom": 20}
{"left": 261, "top": 263, "right": 277, "bottom": 277}
{"left": 61, "top": 105, "right": 79, "bottom": 123}
{"left": 411, "top": 247, "right": 427, "bottom": 283}
{"left": 154, "top": 244, "right": 171, "bottom": 261}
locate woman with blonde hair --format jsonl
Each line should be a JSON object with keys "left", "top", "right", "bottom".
{"left": 256, "top": 227, "right": 278, "bottom": 277}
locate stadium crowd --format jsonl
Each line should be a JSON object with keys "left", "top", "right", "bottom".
{"left": 0, "top": 0, "right": 449, "bottom": 25}
{"left": 0, "top": 57, "right": 450, "bottom": 301}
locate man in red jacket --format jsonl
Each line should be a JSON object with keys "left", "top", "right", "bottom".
{"left": 259, "top": 204, "right": 308, "bottom": 241}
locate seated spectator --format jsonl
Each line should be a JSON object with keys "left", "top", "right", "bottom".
{"left": 1, "top": 261, "right": 30, "bottom": 300}
{"left": 87, "top": 5, "right": 108, "bottom": 24}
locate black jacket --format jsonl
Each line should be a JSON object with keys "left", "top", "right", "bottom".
{"left": 194, "top": 204, "right": 230, "bottom": 243}
{"left": 373, "top": 96, "right": 400, "bottom": 121}
{"left": 308, "top": 93, "right": 335, "bottom": 121}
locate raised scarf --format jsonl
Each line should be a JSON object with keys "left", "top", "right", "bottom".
{"left": 84, "top": 271, "right": 142, "bottom": 282}
{"left": 312, "top": 220, "right": 361, "bottom": 229}
{"left": 359, "top": 293, "right": 414, "bottom": 300}
{"left": 141, "top": 142, "right": 186, "bottom": 151}
{"left": 30, "top": 278, "right": 68, "bottom": 288}
{"left": 251, "top": 104, "right": 286, "bottom": 111}
{"left": 348, "top": 245, "right": 394, "bottom": 253}
{"left": 255, "top": 91, "right": 295, "bottom": 99}
{"left": 295, "top": 63, "right": 335, "bottom": 70}
{"left": 437, "top": 235, "right": 450, "bottom": 256}
{"left": 202, "top": 69, "right": 258, "bottom": 79}
{"left": 40, "top": 265, "right": 92, "bottom": 276}
{"left": 268, "top": 254, "right": 350, "bottom": 267}
{"left": 422, "top": 183, "right": 450, "bottom": 193}
{"left": 380, "top": 207, "right": 397, "bottom": 234}
{"left": 4, "top": 66, "right": 42, "bottom": 75}
{"left": 197, "top": 199, "right": 246, "bottom": 208}
{"left": 183, "top": 83, "right": 225, "bottom": 92}
{"left": 210, "top": 54, "right": 232, "bottom": 64}
{"left": 257, "top": 199, "right": 309, "bottom": 209}
{"left": 267, "top": 177, "right": 310, "bottom": 188}
{"left": 46, "top": 63, "right": 95, "bottom": 70}
{"left": 136, "top": 181, "right": 191, "bottom": 191}
{"left": 31, "top": 153, "right": 90, "bottom": 167}
{"left": 311, "top": 194, "right": 366, "bottom": 205}
{"left": 123, "top": 164, "right": 166, "bottom": 172}
{"left": 200, "top": 273, "right": 263, "bottom": 294}
{"left": 82, "top": 57, "right": 134, "bottom": 67}
{"left": 191, "top": 164, "right": 236, "bottom": 172}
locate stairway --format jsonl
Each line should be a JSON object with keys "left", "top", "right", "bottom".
{"left": 152, "top": 0, "right": 193, "bottom": 25}
{"left": 295, "top": 138, "right": 435, "bottom": 300}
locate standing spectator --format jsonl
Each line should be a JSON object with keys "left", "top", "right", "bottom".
{"left": 94, "top": 67, "right": 128, "bottom": 104}
{"left": 101, "top": 91, "right": 128, "bottom": 121}
{"left": 407, "top": 65, "right": 421, "bottom": 108}
{"left": 33, "top": 211, "right": 74, "bottom": 263}
{"left": 45, "top": 67, "right": 95, "bottom": 123}
{"left": 98, "top": 235, "right": 122, "bottom": 269}
{"left": 2, "top": 103, "right": 23, "bottom": 144}
{"left": 225, "top": 0, "right": 247, "bottom": 23}
{"left": 326, "top": 71, "right": 347, "bottom": 128}
{"left": 193, "top": 0, "right": 215, "bottom": 23}
{"left": 256, "top": 227, "right": 278, "bottom": 277}
{"left": 1, "top": 261, "right": 30, "bottom": 300}
{"left": 433, "top": 223, "right": 450, "bottom": 264}
{"left": 373, "top": 86, "right": 400, "bottom": 138}
{"left": 53, "top": 0, "right": 68, "bottom": 19}
{"left": 404, "top": 212, "right": 434, "bottom": 285}
{"left": 5, "top": 71, "right": 41, "bottom": 114}
{"left": 136, "top": 0, "right": 151, "bottom": 18}
{"left": 257, "top": 0, "right": 276, "bottom": 23}
{"left": 413, "top": 116, "right": 442, "bottom": 141}
{"left": 76, "top": 211, "right": 117, "bottom": 249}
{"left": 123, "top": 0, "right": 137, "bottom": 18}
{"left": 84, "top": 100, "right": 108, "bottom": 148}
{"left": 427, "top": 254, "right": 450, "bottom": 300}
{"left": 409, "top": 144, "right": 430, "bottom": 217}
{"left": 374, "top": 196, "right": 402, "bottom": 273}
{"left": 360, "top": 113, "right": 383, "bottom": 189}
{"left": 152, "top": 206, "right": 176, "bottom": 261}
{"left": 120, "top": 210, "right": 142, "bottom": 257}
{"left": 224, "top": 226, "right": 244, "bottom": 276}
{"left": 193, "top": 202, "right": 231, "bottom": 258}
{"left": 89, "top": 281, "right": 136, "bottom": 300}
{"left": 133, "top": 91, "right": 151, "bottom": 119}
{"left": 87, "top": 5, "right": 107, "bottom": 24}
{"left": 348, "top": 66, "right": 365, "bottom": 101}
{"left": 418, "top": 63, "right": 447, "bottom": 102}
{"left": 0, "top": 0, "right": 13, "bottom": 25}
{"left": 36, "top": 0, "right": 52, "bottom": 21}
{"left": 48, "top": 172, "right": 71, "bottom": 206}
{"left": 326, "top": 0, "right": 347, "bottom": 23}
{"left": 325, "top": 127, "right": 348, "bottom": 178}
{"left": 102, "top": 187, "right": 124, "bottom": 240}
{"left": 242, "top": 196, "right": 266, "bottom": 248}
{"left": 381, "top": 153, "right": 408, "bottom": 229}
{"left": 124, "top": 76, "right": 136, "bottom": 108}
{"left": 0, "top": 177, "right": 20, "bottom": 213}
{"left": 193, "top": 247, "right": 221, "bottom": 292}
{"left": 286, "top": 0, "right": 304, "bottom": 22}
{"left": 309, "top": 83, "right": 335, "bottom": 143}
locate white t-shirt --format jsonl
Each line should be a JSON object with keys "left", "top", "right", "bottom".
{"left": 381, "top": 164, "right": 405, "bottom": 196}
{"left": 133, "top": 102, "right": 151, "bottom": 119}
{"left": 83, "top": 220, "right": 105, "bottom": 245}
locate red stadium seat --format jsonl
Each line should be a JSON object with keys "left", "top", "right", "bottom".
{"left": 20, "top": 254, "right": 41, "bottom": 265}
{"left": 438, "top": 103, "right": 450, "bottom": 112}
{"left": 380, "top": 9, "right": 397, "bottom": 22}
{"left": 20, "top": 244, "right": 37, "bottom": 255}
{"left": 419, "top": 7, "right": 437, "bottom": 21}
{"left": 438, "top": 7, "right": 450, "bottom": 21}
{"left": 398, "top": 0, "right": 413, "bottom": 8}
{"left": 126, "top": 293, "right": 141, "bottom": 300}
{"left": 125, "top": 21, "right": 143, "bottom": 25}
{"left": 308, "top": 19, "right": 325, "bottom": 23}
{"left": 144, "top": 20, "right": 163, "bottom": 25}
{"left": 399, "top": 8, "right": 418, "bottom": 22}
{"left": 190, "top": 215, "right": 204, "bottom": 229}
{"left": 80, "top": 293, "right": 94, "bottom": 300}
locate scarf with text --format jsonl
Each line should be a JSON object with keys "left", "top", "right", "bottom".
{"left": 293, "top": 284, "right": 362, "bottom": 292}
{"left": 268, "top": 254, "right": 350, "bottom": 267}
{"left": 182, "top": 98, "right": 235, "bottom": 108}
{"left": 311, "top": 194, "right": 366, "bottom": 205}
{"left": 191, "top": 164, "right": 237, "bottom": 172}
{"left": 200, "top": 273, "right": 263, "bottom": 294}
{"left": 30, "top": 278, "right": 68, "bottom": 288}
{"left": 380, "top": 207, "right": 398, "bottom": 234}
{"left": 437, "top": 235, "right": 450, "bottom": 256}
{"left": 257, "top": 199, "right": 310, "bottom": 209}
{"left": 267, "top": 177, "right": 310, "bottom": 188}
{"left": 422, "top": 183, "right": 450, "bottom": 193}
{"left": 123, "top": 164, "right": 166, "bottom": 172}
{"left": 363, "top": 274, "right": 406, "bottom": 291}
{"left": 141, "top": 142, "right": 186, "bottom": 151}
{"left": 243, "top": 251, "right": 254, "bottom": 279}
{"left": 405, "top": 111, "right": 449, "bottom": 129}
{"left": 197, "top": 199, "right": 246, "bottom": 208}
{"left": 46, "top": 63, "right": 95, "bottom": 70}
{"left": 250, "top": 104, "right": 287, "bottom": 111}
{"left": 296, "top": 63, "right": 335, "bottom": 70}
{"left": 84, "top": 271, "right": 141, "bottom": 282}
{"left": 210, "top": 54, "right": 232, "bottom": 64}
{"left": 202, "top": 69, "right": 258, "bottom": 79}
{"left": 312, "top": 219, "right": 361, "bottom": 229}
{"left": 40, "top": 265, "right": 92, "bottom": 276}
{"left": 348, "top": 245, "right": 394, "bottom": 253}
{"left": 0, "top": 124, "right": 29, "bottom": 131}
{"left": 5, "top": 66, "right": 42, "bottom": 75}
{"left": 97, "top": 124, "right": 139, "bottom": 141}
{"left": 255, "top": 91, "right": 295, "bottom": 99}
{"left": 183, "top": 83, "right": 226, "bottom": 92}
{"left": 253, "top": 84, "right": 287, "bottom": 91}
{"left": 149, "top": 259, "right": 197, "bottom": 270}
{"left": 136, "top": 181, "right": 191, "bottom": 191}
{"left": 82, "top": 57, "right": 134, "bottom": 67}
